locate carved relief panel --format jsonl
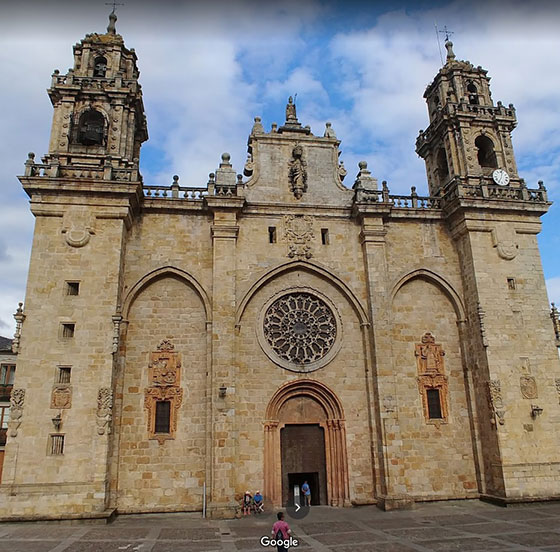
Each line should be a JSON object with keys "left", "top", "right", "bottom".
{"left": 415, "top": 332, "right": 449, "bottom": 424}
{"left": 283, "top": 215, "right": 314, "bottom": 259}
{"left": 51, "top": 386, "right": 72, "bottom": 409}
{"left": 144, "top": 339, "right": 183, "bottom": 443}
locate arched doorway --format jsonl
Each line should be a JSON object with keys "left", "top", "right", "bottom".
{"left": 264, "top": 380, "right": 350, "bottom": 507}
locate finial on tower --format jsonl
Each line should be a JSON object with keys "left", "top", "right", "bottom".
{"left": 445, "top": 40, "right": 456, "bottom": 62}
{"left": 105, "top": 2, "right": 124, "bottom": 34}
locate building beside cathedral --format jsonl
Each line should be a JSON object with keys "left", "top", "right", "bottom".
{"left": 1, "top": 13, "right": 559, "bottom": 520}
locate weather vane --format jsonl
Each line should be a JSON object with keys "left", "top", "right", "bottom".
{"left": 105, "top": 1, "right": 124, "bottom": 13}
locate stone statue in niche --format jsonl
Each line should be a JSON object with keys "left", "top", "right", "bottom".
{"left": 288, "top": 145, "right": 307, "bottom": 199}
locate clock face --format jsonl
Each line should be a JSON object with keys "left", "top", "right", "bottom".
{"left": 492, "top": 169, "right": 510, "bottom": 186}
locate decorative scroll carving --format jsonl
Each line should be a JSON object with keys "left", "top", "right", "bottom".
{"left": 415, "top": 332, "right": 448, "bottom": 423}
{"left": 8, "top": 388, "right": 25, "bottom": 437}
{"left": 520, "top": 375, "right": 538, "bottom": 399}
{"left": 288, "top": 145, "right": 307, "bottom": 199}
{"left": 477, "top": 302, "right": 488, "bottom": 347}
{"left": 61, "top": 209, "right": 95, "bottom": 248}
{"left": 51, "top": 386, "right": 72, "bottom": 409}
{"left": 491, "top": 227, "right": 518, "bottom": 260}
{"left": 12, "top": 302, "right": 25, "bottom": 353}
{"left": 284, "top": 214, "right": 314, "bottom": 259}
{"left": 96, "top": 387, "right": 113, "bottom": 435}
{"left": 555, "top": 378, "right": 560, "bottom": 404}
{"left": 488, "top": 379, "right": 505, "bottom": 426}
{"left": 144, "top": 339, "right": 183, "bottom": 443}
{"left": 263, "top": 292, "right": 336, "bottom": 367}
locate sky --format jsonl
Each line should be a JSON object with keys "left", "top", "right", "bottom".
{"left": 0, "top": 0, "right": 559, "bottom": 335}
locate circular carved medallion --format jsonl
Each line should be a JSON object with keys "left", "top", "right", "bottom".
{"left": 261, "top": 291, "right": 340, "bottom": 372}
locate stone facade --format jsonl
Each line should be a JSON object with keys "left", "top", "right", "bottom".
{"left": 1, "top": 20, "right": 559, "bottom": 520}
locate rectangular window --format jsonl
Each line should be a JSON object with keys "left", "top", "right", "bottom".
{"left": 49, "top": 434, "right": 64, "bottom": 455}
{"left": 426, "top": 389, "right": 443, "bottom": 419}
{"left": 60, "top": 323, "right": 75, "bottom": 339}
{"left": 155, "top": 401, "right": 171, "bottom": 434}
{"left": 57, "top": 366, "right": 71, "bottom": 384}
{"left": 268, "top": 226, "right": 277, "bottom": 244}
{"left": 0, "top": 365, "right": 15, "bottom": 385}
{"left": 0, "top": 406, "right": 10, "bottom": 429}
{"left": 507, "top": 277, "right": 516, "bottom": 290}
{"left": 65, "top": 281, "right": 80, "bottom": 296}
{"left": 321, "top": 228, "right": 329, "bottom": 245}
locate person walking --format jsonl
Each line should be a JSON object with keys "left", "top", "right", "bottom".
{"left": 271, "top": 511, "right": 291, "bottom": 552}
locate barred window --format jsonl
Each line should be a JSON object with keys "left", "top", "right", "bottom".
{"left": 57, "top": 366, "right": 71, "bottom": 384}
{"left": 65, "top": 281, "right": 80, "bottom": 296}
{"left": 60, "top": 323, "right": 75, "bottom": 339}
{"left": 49, "top": 434, "right": 64, "bottom": 455}
{"left": 155, "top": 401, "right": 171, "bottom": 434}
{"left": 0, "top": 364, "right": 15, "bottom": 385}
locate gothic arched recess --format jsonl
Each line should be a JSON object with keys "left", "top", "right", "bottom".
{"left": 114, "top": 267, "right": 210, "bottom": 512}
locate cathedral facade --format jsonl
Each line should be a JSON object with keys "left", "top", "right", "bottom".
{"left": 1, "top": 15, "right": 559, "bottom": 520}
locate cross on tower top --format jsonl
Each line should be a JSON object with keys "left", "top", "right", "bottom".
{"left": 439, "top": 26, "right": 454, "bottom": 42}
{"left": 105, "top": 1, "right": 124, "bottom": 13}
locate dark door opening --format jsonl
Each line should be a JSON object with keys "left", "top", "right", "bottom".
{"left": 287, "top": 472, "right": 320, "bottom": 506}
{"left": 280, "top": 424, "right": 327, "bottom": 505}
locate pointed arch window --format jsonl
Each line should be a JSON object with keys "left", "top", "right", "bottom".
{"left": 77, "top": 109, "right": 105, "bottom": 146}
{"left": 475, "top": 135, "right": 497, "bottom": 169}
{"left": 93, "top": 56, "right": 107, "bottom": 78}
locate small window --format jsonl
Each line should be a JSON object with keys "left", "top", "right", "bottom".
{"left": 0, "top": 406, "right": 10, "bottom": 429}
{"left": 507, "top": 277, "right": 516, "bottom": 290}
{"left": 57, "top": 366, "right": 71, "bottom": 384}
{"left": 49, "top": 434, "right": 65, "bottom": 455}
{"left": 93, "top": 56, "right": 107, "bottom": 78}
{"left": 0, "top": 365, "right": 15, "bottom": 385}
{"left": 65, "top": 281, "right": 80, "bottom": 296}
{"left": 60, "top": 323, "right": 75, "bottom": 339}
{"left": 321, "top": 228, "right": 329, "bottom": 245}
{"left": 426, "top": 389, "right": 443, "bottom": 419}
{"left": 268, "top": 226, "right": 277, "bottom": 244}
{"left": 155, "top": 401, "right": 171, "bottom": 434}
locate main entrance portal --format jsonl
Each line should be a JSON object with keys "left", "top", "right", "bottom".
{"left": 281, "top": 424, "right": 327, "bottom": 505}
{"left": 264, "top": 379, "right": 350, "bottom": 507}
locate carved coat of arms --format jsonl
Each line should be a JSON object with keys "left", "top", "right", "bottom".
{"left": 284, "top": 215, "right": 314, "bottom": 259}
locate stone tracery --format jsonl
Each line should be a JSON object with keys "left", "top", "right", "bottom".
{"left": 263, "top": 292, "right": 336, "bottom": 366}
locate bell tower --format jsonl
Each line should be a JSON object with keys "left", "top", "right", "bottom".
{"left": 45, "top": 10, "right": 147, "bottom": 177}
{"left": 416, "top": 40, "right": 519, "bottom": 196}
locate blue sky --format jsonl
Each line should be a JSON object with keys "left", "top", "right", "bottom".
{"left": 0, "top": 0, "right": 559, "bottom": 334}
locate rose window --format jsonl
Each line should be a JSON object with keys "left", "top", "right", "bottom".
{"left": 263, "top": 292, "right": 337, "bottom": 366}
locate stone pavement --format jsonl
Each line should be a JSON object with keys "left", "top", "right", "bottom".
{"left": 1, "top": 500, "right": 560, "bottom": 551}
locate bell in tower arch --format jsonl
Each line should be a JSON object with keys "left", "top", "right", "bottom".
{"left": 77, "top": 109, "right": 105, "bottom": 146}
